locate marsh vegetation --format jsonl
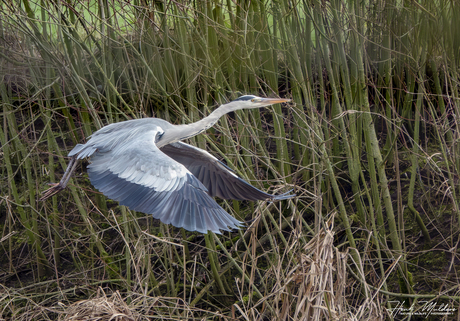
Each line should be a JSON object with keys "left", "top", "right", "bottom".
{"left": 1, "top": 0, "right": 459, "bottom": 320}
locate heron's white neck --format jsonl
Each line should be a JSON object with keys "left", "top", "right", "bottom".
{"left": 157, "top": 101, "right": 238, "bottom": 147}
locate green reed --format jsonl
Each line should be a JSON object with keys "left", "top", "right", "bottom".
{"left": 1, "top": 0, "right": 460, "bottom": 319}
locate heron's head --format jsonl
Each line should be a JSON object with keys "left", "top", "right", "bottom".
{"left": 231, "top": 95, "right": 291, "bottom": 110}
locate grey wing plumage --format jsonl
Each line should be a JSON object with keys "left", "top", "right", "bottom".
{"left": 68, "top": 124, "right": 242, "bottom": 234}
{"left": 160, "top": 142, "right": 294, "bottom": 201}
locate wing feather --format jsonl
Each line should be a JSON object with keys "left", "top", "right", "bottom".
{"left": 161, "top": 142, "right": 295, "bottom": 201}
{"left": 72, "top": 124, "right": 242, "bottom": 234}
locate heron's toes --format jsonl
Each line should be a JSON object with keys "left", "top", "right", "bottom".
{"left": 39, "top": 184, "right": 65, "bottom": 201}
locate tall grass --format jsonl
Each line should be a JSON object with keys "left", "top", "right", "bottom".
{"left": 1, "top": 0, "right": 460, "bottom": 319}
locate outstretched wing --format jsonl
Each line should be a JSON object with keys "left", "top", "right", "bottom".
{"left": 160, "top": 142, "right": 294, "bottom": 201}
{"left": 69, "top": 126, "right": 242, "bottom": 234}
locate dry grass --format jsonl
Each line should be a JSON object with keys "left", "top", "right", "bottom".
{"left": 2, "top": 0, "right": 460, "bottom": 320}
{"left": 59, "top": 289, "right": 134, "bottom": 321}
{"left": 0, "top": 214, "right": 388, "bottom": 320}
{"left": 253, "top": 216, "right": 385, "bottom": 321}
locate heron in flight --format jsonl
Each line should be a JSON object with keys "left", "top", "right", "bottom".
{"left": 40, "top": 95, "right": 293, "bottom": 234}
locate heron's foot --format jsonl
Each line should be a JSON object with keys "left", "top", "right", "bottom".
{"left": 39, "top": 183, "right": 65, "bottom": 201}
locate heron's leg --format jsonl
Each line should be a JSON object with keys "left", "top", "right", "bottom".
{"left": 39, "top": 155, "right": 79, "bottom": 201}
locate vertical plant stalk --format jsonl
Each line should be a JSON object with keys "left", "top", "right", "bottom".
{"left": 330, "top": 0, "right": 366, "bottom": 223}
{"left": 205, "top": 233, "right": 229, "bottom": 295}
{"left": 406, "top": 73, "right": 430, "bottom": 241}
{"left": 278, "top": 0, "right": 311, "bottom": 183}
{"left": 348, "top": 0, "right": 402, "bottom": 256}
{"left": 39, "top": 1, "right": 62, "bottom": 267}
{"left": 311, "top": 2, "right": 358, "bottom": 258}
{"left": 212, "top": 234, "right": 276, "bottom": 315}
{"left": 1, "top": 89, "right": 49, "bottom": 277}
{"left": 360, "top": 84, "right": 401, "bottom": 255}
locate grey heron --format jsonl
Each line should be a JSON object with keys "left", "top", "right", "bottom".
{"left": 40, "top": 95, "right": 293, "bottom": 234}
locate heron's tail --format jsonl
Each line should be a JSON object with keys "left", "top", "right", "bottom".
{"left": 68, "top": 143, "right": 97, "bottom": 159}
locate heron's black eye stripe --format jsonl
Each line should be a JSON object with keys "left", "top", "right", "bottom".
{"left": 235, "top": 95, "right": 256, "bottom": 101}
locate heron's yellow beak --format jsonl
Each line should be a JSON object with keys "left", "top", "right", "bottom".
{"left": 258, "top": 98, "right": 291, "bottom": 107}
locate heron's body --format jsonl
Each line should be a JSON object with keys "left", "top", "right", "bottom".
{"left": 41, "top": 95, "right": 293, "bottom": 234}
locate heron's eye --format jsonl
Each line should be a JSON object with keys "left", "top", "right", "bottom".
{"left": 251, "top": 99, "right": 255, "bottom": 102}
